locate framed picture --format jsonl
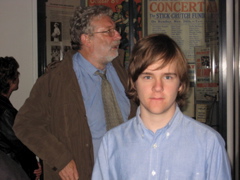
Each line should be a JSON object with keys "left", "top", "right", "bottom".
{"left": 37, "top": 0, "right": 82, "bottom": 76}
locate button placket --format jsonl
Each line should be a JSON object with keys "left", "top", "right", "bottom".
{"left": 150, "top": 135, "right": 159, "bottom": 178}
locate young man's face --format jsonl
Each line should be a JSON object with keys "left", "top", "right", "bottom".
{"left": 135, "top": 60, "right": 182, "bottom": 120}
{"left": 89, "top": 15, "right": 121, "bottom": 65}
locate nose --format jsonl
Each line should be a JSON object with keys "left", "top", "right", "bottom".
{"left": 153, "top": 79, "right": 163, "bottom": 92}
{"left": 113, "top": 29, "right": 121, "bottom": 40}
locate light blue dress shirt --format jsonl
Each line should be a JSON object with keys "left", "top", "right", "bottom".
{"left": 92, "top": 106, "right": 231, "bottom": 180}
{"left": 73, "top": 52, "right": 130, "bottom": 160}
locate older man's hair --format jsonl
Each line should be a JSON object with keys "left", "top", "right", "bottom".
{"left": 70, "top": 5, "right": 112, "bottom": 50}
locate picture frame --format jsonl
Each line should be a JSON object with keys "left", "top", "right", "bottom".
{"left": 37, "top": 0, "right": 82, "bottom": 76}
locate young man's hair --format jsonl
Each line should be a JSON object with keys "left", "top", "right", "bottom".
{"left": 0, "top": 57, "right": 19, "bottom": 94}
{"left": 128, "top": 33, "right": 189, "bottom": 108}
{"left": 70, "top": 5, "right": 113, "bottom": 50}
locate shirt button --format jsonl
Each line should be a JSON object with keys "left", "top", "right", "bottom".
{"left": 166, "top": 132, "right": 170, "bottom": 138}
{"left": 152, "top": 170, "right": 156, "bottom": 176}
{"left": 153, "top": 143, "right": 157, "bottom": 149}
{"left": 86, "top": 144, "right": 89, "bottom": 147}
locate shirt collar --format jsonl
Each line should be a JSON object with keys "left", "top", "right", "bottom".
{"left": 73, "top": 52, "right": 113, "bottom": 76}
{"left": 136, "top": 105, "right": 183, "bottom": 136}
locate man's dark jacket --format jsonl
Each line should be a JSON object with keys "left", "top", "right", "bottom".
{"left": 13, "top": 50, "right": 137, "bottom": 179}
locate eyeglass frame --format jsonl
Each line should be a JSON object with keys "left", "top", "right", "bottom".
{"left": 91, "top": 27, "right": 119, "bottom": 37}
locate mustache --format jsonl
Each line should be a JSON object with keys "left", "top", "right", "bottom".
{"left": 112, "top": 40, "right": 120, "bottom": 46}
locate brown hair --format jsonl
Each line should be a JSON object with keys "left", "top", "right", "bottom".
{"left": 128, "top": 33, "right": 189, "bottom": 108}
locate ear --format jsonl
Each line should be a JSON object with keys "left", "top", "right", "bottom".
{"left": 81, "top": 34, "right": 91, "bottom": 47}
{"left": 178, "top": 83, "right": 183, "bottom": 92}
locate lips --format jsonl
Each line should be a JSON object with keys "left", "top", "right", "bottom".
{"left": 113, "top": 44, "right": 119, "bottom": 48}
{"left": 110, "top": 41, "right": 120, "bottom": 51}
{"left": 150, "top": 97, "right": 164, "bottom": 100}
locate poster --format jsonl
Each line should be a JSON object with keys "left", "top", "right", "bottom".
{"left": 147, "top": 0, "right": 206, "bottom": 63}
{"left": 87, "top": 0, "right": 142, "bottom": 67}
{"left": 46, "top": 0, "right": 80, "bottom": 64}
{"left": 195, "top": 46, "right": 218, "bottom": 101}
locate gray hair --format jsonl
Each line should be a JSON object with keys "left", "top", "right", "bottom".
{"left": 70, "top": 5, "right": 113, "bottom": 50}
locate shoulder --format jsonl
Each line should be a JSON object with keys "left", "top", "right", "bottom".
{"left": 44, "top": 50, "right": 77, "bottom": 74}
{"left": 38, "top": 50, "right": 77, "bottom": 83}
{"left": 44, "top": 60, "right": 62, "bottom": 73}
{"left": 181, "top": 115, "right": 225, "bottom": 145}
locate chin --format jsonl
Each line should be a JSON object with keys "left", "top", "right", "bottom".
{"left": 106, "top": 52, "right": 119, "bottom": 62}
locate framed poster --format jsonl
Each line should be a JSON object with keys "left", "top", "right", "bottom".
{"left": 86, "top": 0, "right": 143, "bottom": 67}
{"left": 37, "top": 0, "right": 84, "bottom": 76}
{"left": 45, "top": 0, "right": 80, "bottom": 64}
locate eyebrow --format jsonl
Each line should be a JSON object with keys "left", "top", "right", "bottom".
{"left": 163, "top": 72, "right": 177, "bottom": 76}
{"left": 141, "top": 72, "right": 151, "bottom": 75}
{"left": 99, "top": 25, "right": 116, "bottom": 29}
{"left": 141, "top": 72, "right": 177, "bottom": 76}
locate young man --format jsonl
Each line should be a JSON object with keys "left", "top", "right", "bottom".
{"left": 92, "top": 34, "right": 231, "bottom": 180}
{"left": 13, "top": 5, "right": 137, "bottom": 180}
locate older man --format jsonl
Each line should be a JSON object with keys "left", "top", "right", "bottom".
{"left": 14, "top": 5, "right": 137, "bottom": 180}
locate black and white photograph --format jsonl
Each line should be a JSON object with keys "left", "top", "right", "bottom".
{"left": 51, "top": 22, "right": 62, "bottom": 42}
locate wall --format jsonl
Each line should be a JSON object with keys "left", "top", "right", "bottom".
{"left": 0, "top": 0, "right": 37, "bottom": 109}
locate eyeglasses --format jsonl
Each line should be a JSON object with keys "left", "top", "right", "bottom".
{"left": 92, "top": 28, "right": 119, "bottom": 37}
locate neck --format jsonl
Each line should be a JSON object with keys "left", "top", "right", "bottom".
{"left": 140, "top": 104, "right": 177, "bottom": 133}
{"left": 141, "top": 115, "right": 170, "bottom": 133}
{"left": 78, "top": 50, "right": 107, "bottom": 70}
